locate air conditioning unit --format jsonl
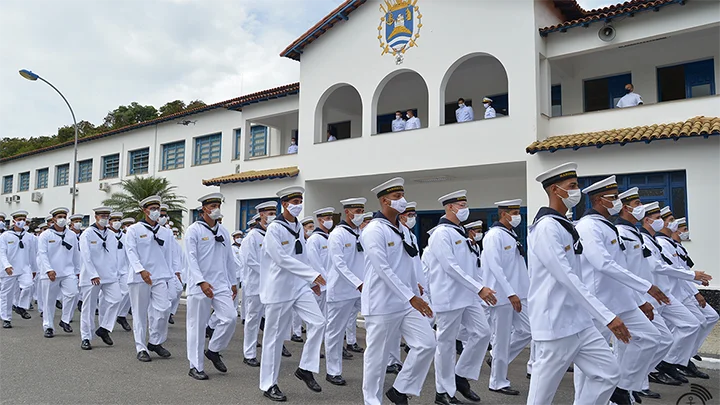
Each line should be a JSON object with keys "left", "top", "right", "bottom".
{"left": 31, "top": 192, "right": 43, "bottom": 202}
{"left": 99, "top": 182, "right": 111, "bottom": 192}
{"left": 11, "top": 195, "right": 20, "bottom": 202}
{"left": 70, "top": 187, "right": 79, "bottom": 195}
{"left": 235, "top": 164, "right": 241, "bottom": 174}
{"left": 4, "top": 196, "right": 11, "bottom": 203}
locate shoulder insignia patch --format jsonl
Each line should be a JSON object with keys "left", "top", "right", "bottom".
{"left": 564, "top": 245, "right": 571, "bottom": 252}
{"left": 281, "top": 241, "right": 289, "bottom": 246}
{"left": 388, "top": 241, "right": 395, "bottom": 247}
{"left": 201, "top": 237, "right": 209, "bottom": 241}
{"left": 140, "top": 234, "right": 148, "bottom": 238}
{"left": 345, "top": 243, "right": 352, "bottom": 248}
{"left": 504, "top": 245, "right": 512, "bottom": 250}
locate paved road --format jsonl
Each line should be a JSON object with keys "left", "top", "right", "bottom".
{"left": 1, "top": 306, "right": 717, "bottom": 404}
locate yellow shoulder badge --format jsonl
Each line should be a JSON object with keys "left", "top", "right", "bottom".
{"left": 201, "top": 237, "right": 209, "bottom": 241}
{"left": 345, "top": 243, "right": 352, "bottom": 248}
{"left": 504, "top": 245, "right": 512, "bottom": 250}
{"left": 564, "top": 245, "right": 571, "bottom": 252}
{"left": 388, "top": 241, "right": 395, "bottom": 247}
{"left": 281, "top": 241, "right": 289, "bottom": 246}
{"left": 140, "top": 234, "right": 148, "bottom": 238}
{"left": 455, "top": 240, "right": 462, "bottom": 245}
{"left": 611, "top": 239, "right": 617, "bottom": 245}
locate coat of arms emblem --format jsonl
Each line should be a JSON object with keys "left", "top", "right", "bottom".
{"left": 378, "top": 0, "right": 422, "bottom": 65}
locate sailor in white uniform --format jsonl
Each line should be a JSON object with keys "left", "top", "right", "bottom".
{"left": 159, "top": 204, "right": 184, "bottom": 325}
{"left": 361, "top": 177, "right": 436, "bottom": 405}
{"left": 225, "top": 230, "right": 245, "bottom": 317}
{"left": 307, "top": 207, "right": 335, "bottom": 319}
{"left": 102, "top": 212, "right": 132, "bottom": 333}
{"left": 404, "top": 110, "right": 421, "bottom": 130}
{"left": 574, "top": 177, "right": 670, "bottom": 405}
{"left": 482, "top": 97, "right": 496, "bottom": 119}
{"left": 344, "top": 211, "right": 374, "bottom": 351}
{"left": 324, "top": 197, "right": 366, "bottom": 386}
{"left": 526, "top": 162, "right": 623, "bottom": 405}
{"left": 0, "top": 210, "right": 36, "bottom": 328}
{"left": 125, "top": 195, "right": 174, "bottom": 362}
{"left": 455, "top": 98, "right": 474, "bottom": 123}
{"left": 185, "top": 193, "right": 238, "bottom": 380}
{"left": 482, "top": 199, "right": 531, "bottom": 396}
{"left": 259, "top": 186, "right": 327, "bottom": 402}
{"left": 391, "top": 111, "right": 406, "bottom": 132}
{"left": 78, "top": 206, "right": 123, "bottom": 350}
{"left": 115, "top": 217, "right": 135, "bottom": 330}
{"left": 290, "top": 216, "right": 317, "bottom": 342}
{"left": 11, "top": 214, "right": 36, "bottom": 321}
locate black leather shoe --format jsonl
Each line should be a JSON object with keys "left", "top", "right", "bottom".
{"left": 137, "top": 350, "right": 152, "bottom": 362}
{"left": 342, "top": 347, "right": 353, "bottom": 360}
{"left": 29, "top": 303, "right": 34, "bottom": 310}
{"left": 684, "top": 360, "right": 710, "bottom": 379}
{"left": 56, "top": 300, "right": 63, "bottom": 310}
{"left": 77, "top": 300, "right": 83, "bottom": 312}
{"left": 263, "top": 384, "right": 287, "bottom": 402}
{"left": 259, "top": 317, "right": 265, "bottom": 331}
{"left": 59, "top": 320, "right": 73, "bottom": 333}
{"left": 404, "top": 345, "right": 411, "bottom": 354}
{"left": 282, "top": 345, "right": 291, "bottom": 357}
{"left": 386, "top": 387, "right": 409, "bottom": 405}
{"left": 693, "top": 354, "right": 703, "bottom": 361}
{"left": 44, "top": 328, "right": 54, "bottom": 338}
{"left": 257, "top": 342, "right": 262, "bottom": 347}
{"left": 205, "top": 326, "right": 214, "bottom": 339}
{"left": 2, "top": 320, "right": 11, "bottom": 328}
{"left": 649, "top": 371, "right": 681, "bottom": 386}
{"left": 567, "top": 364, "right": 574, "bottom": 373}
{"left": 243, "top": 357, "right": 261, "bottom": 367}
{"left": 637, "top": 389, "right": 661, "bottom": 399}
{"left": 456, "top": 340, "right": 464, "bottom": 355}
{"left": 486, "top": 357, "right": 492, "bottom": 368}
{"left": 205, "top": 350, "right": 227, "bottom": 372}
{"left": 490, "top": 386, "right": 520, "bottom": 396}
{"left": 325, "top": 374, "right": 346, "bottom": 386}
{"left": 609, "top": 388, "right": 632, "bottom": 405}
{"left": 320, "top": 353, "right": 325, "bottom": 359}
{"left": 148, "top": 343, "right": 171, "bottom": 358}
{"left": 188, "top": 367, "right": 208, "bottom": 380}
{"left": 117, "top": 316, "right": 132, "bottom": 331}
{"left": 168, "top": 314, "right": 175, "bottom": 324}
{"left": 455, "top": 375, "right": 481, "bottom": 402}
{"left": 386, "top": 363, "right": 402, "bottom": 374}
{"left": 347, "top": 343, "right": 364, "bottom": 353}
{"left": 435, "top": 392, "right": 465, "bottom": 405}
{"left": 526, "top": 373, "right": 531, "bottom": 379}
{"left": 15, "top": 307, "right": 31, "bottom": 319}
{"left": 657, "top": 362, "right": 687, "bottom": 383}
{"left": 81, "top": 339, "right": 92, "bottom": 350}
{"left": 632, "top": 391, "right": 642, "bottom": 404}
{"left": 291, "top": 334, "right": 304, "bottom": 343}
{"left": 95, "top": 327, "right": 114, "bottom": 346}
{"left": 294, "top": 368, "right": 322, "bottom": 392}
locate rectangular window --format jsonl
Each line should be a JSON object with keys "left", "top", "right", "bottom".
{"left": 194, "top": 133, "right": 221, "bottom": 165}
{"left": 36, "top": 168, "right": 49, "bottom": 189}
{"left": 55, "top": 164, "right": 69, "bottom": 186}
{"left": 162, "top": 140, "right": 185, "bottom": 170}
{"left": 249, "top": 126, "right": 268, "bottom": 158}
{"left": 327, "top": 121, "right": 351, "bottom": 140}
{"left": 487, "top": 93, "right": 509, "bottom": 116}
{"left": 77, "top": 159, "right": 93, "bottom": 183}
{"left": 18, "top": 172, "right": 30, "bottom": 192}
{"left": 238, "top": 198, "right": 280, "bottom": 231}
{"left": 234, "top": 129, "right": 242, "bottom": 159}
{"left": 2, "top": 175, "right": 12, "bottom": 194}
{"left": 376, "top": 109, "right": 418, "bottom": 134}
{"left": 129, "top": 148, "right": 149, "bottom": 175}
{"left": 583, "top": 73, "right": 631, "bottom": 112}
{"left": 191, "top": 208, "right": 202, "bottom": 223}
{"left": 444, "top": 99, "right": 473, "bottom": 125}
{"left": 551, "top": 85, "right": 562, "bottom": 117}
{"left": 657, "top": 59, "right": 715, "bottom": 102}
{"left": 101, "top": 154, "right": 120, "bottom": 179}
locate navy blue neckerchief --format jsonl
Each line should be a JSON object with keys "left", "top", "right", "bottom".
{"left": 274, "top": 215, "right": 302, "bottom": 254}
{"left": 675, "top": 243, "right": 694, "bottom": 268}
{"left": 582, "top": 209, "right": 625, "bottom": 251}
{"left": 616, "top": 217, "right": 650, "bottom": 257}
{"left": 141, "top": 220, "right": 165, "bottom": 246}
{"left": 52, "top": 228, "right": 73, "bottom": 250}
{"left": 532, "top": 207, "right": 583, "bottom": 254}
{"left": 312, "top": 227, "right": 329, "bottom": 240}
{"left": 113, "top": 230, "right": 123, "bottom": 249}
{"left": 10, "top": 230, "right": 25, "bottom": 249}
{"left": 491, "top": 221, "right": 525, "bottom": 257}
{"left": 91, "top": 224, "right": 109, "bottom": 252}
{"left": 337, "top": 221, "right": 363, "bottom": 252}
{"left": 252, "top": 223, "right": 267, "bottom": 236}
{"left": 437, "top": 217, "right": 478, "bottom": 265}
{"left": 372, "top": 211, "right": 417, "bottom": 257}
{"left": 639, "top": 227, "right": 673, "bottom": 265}
{"left": 196, "top": 217, "right": 225, "bottom": 246}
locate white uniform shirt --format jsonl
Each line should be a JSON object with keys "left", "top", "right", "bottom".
{"left": 484, "top": 106, "right": 496, "bottom": 119}
{"left": 124, "top": 221, "right": 173, "bottom": 284}
{"left": 480, "top": 224, "right": 529, "bottom": 306}
{"left": 616, "top": 219, "right": 656, "bottom": 305}
{"left": 37, "top": 228, "right": 80, "bottom": 279}
{"left": 527, "top": 209, "right": 615, "bottom": 341}
{"left": 402, "top": 225, "right": 425, "bottom": 292}
{"left": 404, "top": 116, "right": 421, "bottom": 130}
{"left": 79, "top": 225, "right": 119, "bottom": 287}
{"left": 639, "top": 228, "right": 695, "bottom": 300}
{"left": 113, "top": 231, "right": 129, "bottom": 279}
{"left": 391, "top": 118, "right": 406, "bottom": 132}
{"left": 0, "top": 230, "right": 37, "bottom": 277}
{"left": 184, "top": 220, "right": 236, "bottom": 296}
{"left": 260, "top": 217, "right": 319, "bottom": 304}
{"left": 231, "top": 243, "right": 244, "bottom": 282}
{"left": 307, "top": 229, "right": 331, "bottom": 293}
{"left": 656, "top": 233, "right": 695, "bottom": 301}
{"left": 455, "top": 105, "right": 474, "bottom": 122}
{"left": 576, "top": 213, "right": 651, "bottom": 315}
{"left": 327, "top": 222, "right": 365, "bottom": 303}
{"left": 675, "top": 243, "right": 701, "bottom": 298}
{"left": 240, "top": 226, "right": 265, "bottom": 296}
{"left": 616, "top": 92, "right": 643, "bottom": 108}
{"left": 361, "top": 214, "right": 420, "bottom": 316}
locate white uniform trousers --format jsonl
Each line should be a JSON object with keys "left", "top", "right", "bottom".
{"left": 325, "top": 298, "right": 359, "bottom": 376}
{"left": 80, "top": 282, "right": 122, "bottom": 341}
{"left": 291, "top": 308, "right": 303, "bottom": 336}
{"left": 240, "top": 284, "right": 247, "bottom": 319}
{"left": 40, "top": 276, "right": 79, "bottom": 330}
{"left": 69, "top": 280, "right": 81, "bottom": 318}
{"left": 168, "top": 276, "right": 183, "bottom": 316}
{"left": 345, "top": 298, "right": 362, "bottom": 345}
{"left": 259, "top": 290, "right": 325, "bottom": 391}
{"left": 657, "top": 299, "right": 700, "bottom": 365}
{"left": 128, "top": 281, "right": 171, "bottom": 353}
{"left": 363, "top": 308, "right": 436, "bottom": 405}
{"left": 639, "top": 311, "right": 673, "bottom": 391}
{"left": 15, "top": 272, "right": 34, "bottom": 310}
{"left": 315, "top": 290, "right": 327, "bottom": 318}
{"left": 34, "top": 275, "right": 43, "bottom": 311}
{"left": 0, "top": 276, "right": 20, "bottom": 321}
{"left": 527, "top": 326, "right": 619, "bottom": 405}
{"left": 208, "top": 280, "right": 241, "bottom": 329}
{"left": 527, "top": 340, "right": 535, "bottom": 374}
{"left": 186, "top": 291, "right": 237, "bottom": 372}
{"left": 434, "top": 302, "right": 491, "bottom": 396}
{"left": 243, "top": 294, "right": 264, "bottom": 359}
{"left": 575, "top": 308, "right": 659, "bottom": 396}
{"left": 488, "top": 301, "right": 532, "bottom": 390}
{"left": 113, "top": 276, "right": 131, "bottom": 318}
{"left": 683, "top": 295, "right": 719, "bottom": 358}
{"left": 387, "top": 327, "right": 403, "bottom": 366}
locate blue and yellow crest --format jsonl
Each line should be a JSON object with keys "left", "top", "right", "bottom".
{"left": 378, "top": 0, "right": 422, "bottom": 64}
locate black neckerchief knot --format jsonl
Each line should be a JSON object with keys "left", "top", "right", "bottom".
{"left": 372, "top": 211, "right": 417, "bottom": 257}
{"left": 275, "top": 216, "right": 303, "bottom": 254}
{"left": 533, "top": 207, "right": 583, "bottom": 254}
{"left": 338, "top": 221, "right": 363, "bottom": 252}
{"left": 141, "top": 221, "right": 164, "bottom": 246}
{"left": 583, "top": 209, "right": 625, "bottom": 251}
{"left": 197, "top": 218, "right": 225, "bottom": 245}
{"left": 11, "top": 231, "right": 25, "bottom": 249}
{"left": 491, "top": 221, "right": 525, "bottom": 257}
{"left": 53, "top": 229, "right": 73, "bottom": 250}
{"left": 91, "top": 224, "right": 109, "bottom": 253}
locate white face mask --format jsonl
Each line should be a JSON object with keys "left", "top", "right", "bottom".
{"left": 455, "top": 207, "right": 470, "bottom": 222}
{"left": 473, "top": 233, "right": 483, "bottom": 242}
{"left": 650, "top": 218, "right": 664, "bottom": 232}
{"left": 208, "top": 208, "right": 222, "bottom": 220}
{"left": 679, "top": 231, "right": 690, "bottom": 241}
{"left": 73, "top": 222, "right": 82, "bottom": 231}
{"left": 628, "top": 205, "right": 645, "bottom": 221}
{"left": 390, "top": 197, "right": 407, "bottom": 214}
{"left": 55, "top": 218, "right": 68, "bottom": 228}
{"left": 351, "top": 213, "right": 364, "bottom": 227}
{"left": 287, "top": 203, "right": 303, "bottom": 218}
{"left": 458, "top": 103, "right": 464, "bottom": 108}
{"left": 483, "top": 103, "right": 489, "bottom": 108}
{"left": 234, "top": 237, "right": 243, "bottom": 244}
{"left": 148, "top": 209, "right": 161, "bottom": 221}
{"left": 322, "top": 220, "right": 333, "bottom": 230}
{"left": 557, "top": 186, "right": 582, "bottom": 209}
{"left": 405, "top": 217, "right": 416, "bottom": 229}
{"left": 395, "top": 115, "right": 401, "bottom": 120}
{"left": 265, "top": 215, "right": 276, "bottom": 224}
{"left": 23, "top": 225, "right": 29, "bottom": 232}
{"left": 509, "top": 215, "right": 522, "bottom": 228}
{"left": 14, "top": 220, "right": 26, "bottom": 230}
{"left": 606, "top": 198, "right": 623, "bottom": 216}
{"left": 667, "top": 220, "right": 679, "bottom": 232}
{"left": 157, "top": 216, "right": 168, "bottom": 226}
{"left": 0, "top": 222, "right": 5, "bottom": 230}
{"left": 111, "top": 221, "right": 122, "bottom": 231}
{"left": 98, "top": 218, "right": 109, "bottom": 228}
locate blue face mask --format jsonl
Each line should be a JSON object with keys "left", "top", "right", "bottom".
{"left": 625, "top": 88, "right": 632, "bottom": 94}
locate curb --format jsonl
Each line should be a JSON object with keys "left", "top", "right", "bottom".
{"left": 698, "top": 357, "right": 720, "bottom": 370}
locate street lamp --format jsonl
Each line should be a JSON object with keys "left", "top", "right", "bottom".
{"left": 19, "top": 69, "right": 79, "bottom": 214}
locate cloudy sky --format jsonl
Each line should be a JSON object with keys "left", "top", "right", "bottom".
{"left": 1, "top": 0, "right": 615, "bottom": 140}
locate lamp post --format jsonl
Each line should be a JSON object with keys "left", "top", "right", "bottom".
{"left": 19, "top": 69, "right": 79, "bottom": 214}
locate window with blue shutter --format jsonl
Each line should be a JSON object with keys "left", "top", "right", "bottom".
{"left": 194, "top": 133, "right": 221, "bottom": 165}
{"left": 162, "top": 141, "right": 185, "bottom": 170}
{"left": 249, "top": 126, "right": 267, "bottom": 158}
{"left": 77, "top": 159, "right": 93, "bottom": 183}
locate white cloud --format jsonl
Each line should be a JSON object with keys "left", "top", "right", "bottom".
{"left": 576, "top": 0, "right": 620, "bottom": 11}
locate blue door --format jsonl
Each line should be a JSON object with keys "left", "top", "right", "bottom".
{"left": 608, "top": 73, "right": 632, "bottom": 109}
{"left": 488, "top": 93, "right": 509, "bottom": 116}
{"left": 684, "top": 59, "right": 715, "bottom": 98}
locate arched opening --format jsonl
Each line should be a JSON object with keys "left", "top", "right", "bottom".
{"left": 314, "top": 84, "right": 363, "bottom": 144}
{"left": 372, "top": 69, "right": 429, "bottom": 134}
{"left": 440, "top": 53, "right": 509, "bottom": 125}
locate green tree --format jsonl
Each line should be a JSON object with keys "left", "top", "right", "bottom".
{"left": 186, "top": 99, "right": 207, "bottom": 110}
{"left": 103, "top": 102, "right": 158, "bottom": 129}
{"left": 159, "top": 100, "right": 186, "bottom": 117}
{"left": 102, "top": 176, "right": 187, "bottom": 234}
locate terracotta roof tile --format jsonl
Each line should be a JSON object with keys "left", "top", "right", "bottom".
{"left": 526, "top": 116, "right": 720, "bottom": 154}
{"left": 203, "top": 166, "right": 299, "bottom": 186}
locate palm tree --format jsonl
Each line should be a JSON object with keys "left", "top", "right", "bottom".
{"left": 103, "top": 176, "right": 187, "bottom": 234}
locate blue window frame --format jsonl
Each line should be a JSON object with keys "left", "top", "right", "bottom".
{"left": 191, "top": 209, "right": 202, "bottom": 223}
{"left": 658, "top": 59, "right": 715, "bottom": 102}
{"left": 583, "top": 73, "right": 631, "bottom": 112}
{"left": 2, "top": 175, "right": 12, "bottom": 194}
{"left": 129, "top": 148, "right": 149, "bottom": 175}
{"left": 249, "top": 126, "right": 268, "bottom": 158}
{"left": 238, "top": 198, "right": 280, "bottom": 231}
{"left": 194, "top": 133, "right": 221, "bottom": 165}
{"left": 18, "top": 172, "right": 30, "bottom": 192}
{"left": 55, "top": 164, "right": 69, "bottom": 186}
{"left": 551, "top": 85, "right": 562, "bottom": 117}
{"left": 376, "top": 108, "right": 418, "bottom": 134}
{"left": 36, "top": 168, "right": 48, "bottom": 189}
{"left": 487, "top": 93, "right": 509, "bottom": 116}
{"left": 101, "top": 154, "right": 119, "bottom": 179}
{"left": 234, "top": 129, "right": 242, "bottom": 159}
{"left": 162, "top": 141, "right": 185, "bottom": 170}
{"left": 77, "top": 159, "right": 92, "bottom": 183}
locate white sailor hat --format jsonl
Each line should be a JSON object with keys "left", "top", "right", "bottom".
{"left": 438, "top": 190, "right": 467, "bottom": 206}
{"left": 70, "top": 214, "right": 84, "bottom": 221}
{"left": 675, "top": 217, "right": 687, "bottom": 226}
{"left": 340, "top": 198, "right": 367, "bottom": 209}
{"left": 251, "top": 213, "right": 260, "bottom": 221}
{"left": 39, "top": 222, "right": 48, "bottom": 228}
{"left": 50, "top": 207, "right": 70, "bottom": 216}
{"left": 139, "top": 195, "right": 162, "bottom": 208}
{"left": 0, "top": 212, "right": 6, "bottom": 219}
{"left": 34, "top": 228, "right": 42, "bottom": 233}
{"left": 482, "top": 97, "right": 493, "bottom": 103}
{"left": 276, "top": 186, "right": 305, "bottom": 201}
{"left": 643, "top": 202, "right": 660, "bottom": 216}
{"left": 300, "top": 216, "right": 314, "bottom": 225}
{"left": 618, "top": 187, "right": 640, "bottom": 203}
{"left": 92, "top": 206, "right": 112, "bottom": 215}
{"left": 110, "top": 212, "right": 123, "bottom": 219}
{"left": 255, "top": 201, "right": 277, "bottom": 212}
{"left": 121, "top": 217, "right": 136, "bottom": 225}
{"left": 232, "top": 230, "right": 244, "bottom": 237}
{"left": 45, "top": 215, "right": 53, "bottom": 221}
{"left": 535, "top": 162, "right": 578, "bottom": 188}
{"left": 198, "top": 192, "right": 223, "bottom": 205}
{"left": 371, "top": 177, "right": 404, "bottom": 198}
{"left": 464, "top": 220, "right": 484, "bottom": 231}
{"left": 313, "top": 207, "right": 336, "bottom": 217}
{"left": 494, "top": 199, "right": 522, "bottom": 209}
{"left": 660, "top": 206, "right": 673, "bottom": 219}
{"left": 362, "top": 212, "right": 374, "bottom": 220}
{"left": 10, "top": 210, "right": 28, "bottom": 219}
{"left": 246, "top": 218, "right": 256, "bottom": 227}
{"left": 582, "top": 175, "right": 618, "bottom": 196}
{"left": 404, "top": 202, "right": 417, "bottom": 213}
{"left": 172, "top": 227, "right": 179, "bottom": 232}
{"left": 159, "top": 204, "right": 169, "bottom": 211}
